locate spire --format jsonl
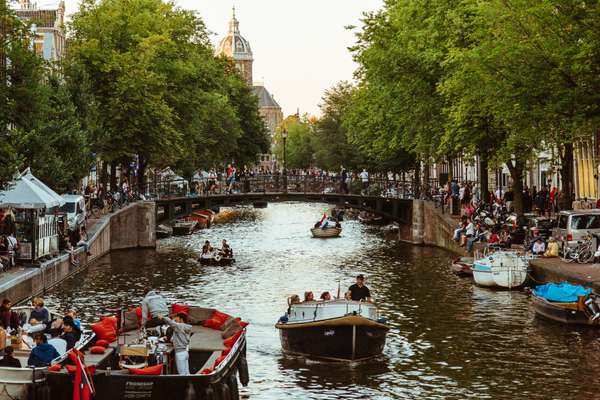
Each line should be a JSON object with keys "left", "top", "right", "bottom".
{"left": 228, "top": 5, "right": 239, "bottom": 34}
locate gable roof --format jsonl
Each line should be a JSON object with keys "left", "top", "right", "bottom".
{"left": 253, "top": 85, "right": 281, "bottom": 109}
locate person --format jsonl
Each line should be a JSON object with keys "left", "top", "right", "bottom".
{"left": 77, "top": 226, "right": 91, "bottom": 256}
{"left": 201, "top": 241, "right": 213, "bottom": 256}
{"left": 460, "top": 219, "right": 475, "bottom": 247}
{"left": 487, "top": 230, "right": 500, "bottom": 246}
{"left": 320, "top": 292, "right": 332, "bottom": 301}
{"left": 141, "top": 290, "right": 169, "bottom": 328}
{"left": 0, "top": 299, "right": 20, "bottom": 332}
{"left": 0, "top": 346, "right": 21, "bottom": 368}
{"left": 157, "top": 313, "right": 191, "bottom": 375}
{"left": 60, "top": 320, "right": 80, "bottom": 351}
{"left": 48, "top": 329, "right": 67, "bottom": 356}
{"left": 287, "top": 295, "right": 300, "bottom": 314}
{"left": 499, "top": 227, "right": 512, "bottom": 248}
{"left": 220, "top": 240, "right": 233, "bottom": 258}
{"left": 27, "top": 334, "right": 59, "bottom": 367}
{"left": 544, "top": 238, "right": 559, "bottom": 257}
{"left": 6, "top": 233, "right": 17, "bottom": 269}
{"left": 359, "top": 169, "right": 369, "bottom": 194}
{"left": 532, "top": 238, "right": 546, "bottom": 255}
{"left": 303, "top": 292, "right": 314, "bottom": 302}
{"left": 467, "top": 224, "right": 486, "bottom": 253}
{"left": 346, "top": 275, "right": 372, "bottom": 302}
{"left": 453, "top": 217, "right": 468, "bottom": 242}
{"left": 29, "top": 298, "right": 49, "bottom": 325}
{"left": 340, "top": 167, "right": 348, "bottom": 194}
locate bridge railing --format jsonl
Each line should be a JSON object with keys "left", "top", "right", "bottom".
{"left": 133, "top": 175, "right": 427, "bottom": 201}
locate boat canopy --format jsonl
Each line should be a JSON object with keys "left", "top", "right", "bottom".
{"left": 533, "top": 282, "right": 592, "bottom": 303}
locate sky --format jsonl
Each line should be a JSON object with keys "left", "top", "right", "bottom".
{"left": 53, "top": 0, "right": 384, "bottom": 116}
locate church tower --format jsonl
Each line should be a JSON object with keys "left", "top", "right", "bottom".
{"left": 216, "top": 7, "right": 254, "bottom": 85}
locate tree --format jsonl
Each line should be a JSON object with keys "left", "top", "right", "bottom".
{"left": 274, "top": 115, "right": 315, "bottom": 170}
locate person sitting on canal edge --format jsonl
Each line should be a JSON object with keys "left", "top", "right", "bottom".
{"left": 28, "top": 334, "right": 59, "bottom": 367}
{"left": 157, "top": 313, "right": 192, "bottom": 375}
{"left": 0, "top": 346, "right": 21, "bottom": 368}
{"left": 346, "top": 274, "right": 372, "bottom": 302}
{"left": 141, "top": 290, "right": 169, "bottom": 328}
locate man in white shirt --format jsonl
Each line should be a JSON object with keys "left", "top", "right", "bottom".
{"left": 6, "top": 233, "right": 17, "bottom": 268}
{"left": 532, "top": 239, "right": 546, "bottom": 255}
{"left": 461, "top": 220, "right": 475, "bottom": 247}
{"left": 359, "top": 169, "right": 369, "bottom": 194}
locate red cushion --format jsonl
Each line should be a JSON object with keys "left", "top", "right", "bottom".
{"left": 90, "top": 346, "right": 106, "bottom": 354}
{"left": 200, "top": 368, "right": 213, "bottom": 375}
{"left": 91, "top": 319, "right": 117, "bottom": 343}
{"left": 65, "top": 365, "right": 77, "bottom": 374}
{"left": 221, "top": 347, "right": 231, "bottom": 356}
{"left": 95, "top": 339, "right": 110, "bottom": 348}
{"left": 171, "top": 304, "right": 190, "bottom": 315}
{"left": 48, "top": 364, "right": 62, "bottom": 372}
{"left": 204, "top": 310, "right": 231, "bottom": 330}
{"left": 213, "top": 355, "right": 226, "bottom": 367}
{"left": 129, "top": 364, "right": 163, "bottom": 375}
{"left": 212, "top": 310, "right": 230, "bottom": 323}
{"left": 223, "top": 330, "right": 242, "bottom": 347}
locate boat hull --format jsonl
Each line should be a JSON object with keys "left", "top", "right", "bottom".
{"left": 276, "top": 316, "right": 388, "bottom": 361}
{"left": 532, "top": 294, "right": 598, "bottom": 326}
{"left": 473, "top": 262, "right": 496, "bottom": 287}
{"left": 310, "top": 227, "right": 342, "bottom": 238}
{"left": 199, "top": 257, "right": 235, "bottom": 266}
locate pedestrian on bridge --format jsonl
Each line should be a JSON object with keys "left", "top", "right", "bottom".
{"left": 360, "top": 169, "right": 369, "bottom": 195}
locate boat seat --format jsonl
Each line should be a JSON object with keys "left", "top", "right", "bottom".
{"left": 189, "top": 326, "right": 225, "bottom": 352}
{"left": 84, "top": 347, "right": 115, "bottom": 367}
{"left": 199, "top": 351, "right": 221, "bottom": 371}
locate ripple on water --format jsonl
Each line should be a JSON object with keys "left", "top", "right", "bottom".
{"left": 43, "top": 203, "right": 600, "bottom": 399}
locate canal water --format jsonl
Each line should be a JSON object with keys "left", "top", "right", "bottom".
{"left": 45, "top": 203, "right": 600, "bottom": 399}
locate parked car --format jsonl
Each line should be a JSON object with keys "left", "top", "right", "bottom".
{"left": 60, "top": 194, "right": 86, "bottom": 231}
{"left": 552, "top": 210, "right": 600, "bottom": 251}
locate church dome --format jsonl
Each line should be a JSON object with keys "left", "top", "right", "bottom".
{"left": 216, "top": 7, "right": 253, "bottom": 61}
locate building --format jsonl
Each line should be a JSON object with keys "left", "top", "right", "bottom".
{"left": 15, "top": 0, "right": 66, "bottom": 62}
{"left": 216, "top": 7, "right": 283, "bottom": 170}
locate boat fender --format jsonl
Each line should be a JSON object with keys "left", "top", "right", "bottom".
{"left": 238, "top": 355, "right": 250, "bottom": 387}
{"left": 228, "top": 372, "right": 240, "bottom": 400}
{"left": 278, "top": 315, "right": 288, "bottom": 323}
{"left": 220, "top": 382, "right": 231, "bottom": 400}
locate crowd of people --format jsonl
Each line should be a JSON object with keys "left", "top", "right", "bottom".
{"left": 200, "top": 239, "right": 234, "bottom": 259}
{"left": 287, "top": 275, "right": 374, "bottom": 311}
{"left": 0, "top": 297, "right": 82, "bottom": 367}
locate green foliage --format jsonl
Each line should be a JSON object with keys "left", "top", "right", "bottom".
{"left": 274, "top": 115, "right": 315, "bottom": 170}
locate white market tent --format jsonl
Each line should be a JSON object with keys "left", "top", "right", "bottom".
{"left": 0, "top": 170, "right": 65, "bottom": 210}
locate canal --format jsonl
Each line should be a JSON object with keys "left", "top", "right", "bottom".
{"left": 45, "top": 203, "right": 600, "bottom": 399}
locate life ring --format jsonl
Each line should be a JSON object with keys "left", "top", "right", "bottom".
{"left": 214, "top": 254, "right": 222, "bottom": 262}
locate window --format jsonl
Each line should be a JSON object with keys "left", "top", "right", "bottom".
{"left": 558, "top": 215, "right": 568, "bottom": 229}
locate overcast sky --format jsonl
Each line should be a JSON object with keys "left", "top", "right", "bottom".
{"left": 52, "top": 0, "right": 383, "bottom": 116}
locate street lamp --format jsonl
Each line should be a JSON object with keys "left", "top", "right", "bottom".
{"left": 282, "top": 129, "right": 288, "bottom": 194}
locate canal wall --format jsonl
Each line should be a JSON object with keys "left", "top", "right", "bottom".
{"left": 0, "top": 202, "right": 156, "bottom": 304}
{"left": 400, "top": 200, "right": 467, "bottom": 256}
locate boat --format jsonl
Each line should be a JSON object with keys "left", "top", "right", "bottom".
{"left": 199, "top": 254, "right": 236, "bottom": 266}
{"left": 0, "top": 306, "right": 95, "bottom": 400}
{"left": 275, "top": 300, "right": 388, "bottom": 361}
{"left": 46, "top": 304, "right": 249, "bottom": 400}
{"left": 172, "top": 220, "right": 197, "bottom": 236}
{"left": 310, "top": 227, "right": 342, "bottom": 238}
{"left": 450, "top": 256, "right": 473, "bottom": 277}
{"left": 532, "top": 282, "right": 600, "bottom": 325}
{"left": 357, "top": 212, "right": 384, "bottom": 225}
{"left": 472, "top": 250, "right": 528, "bottom": 288}
{"left": 156, "top": 224, "right": 173, "bottom": 239}
{"left": 189, "top": 210, "right": 215, "bottom": 229}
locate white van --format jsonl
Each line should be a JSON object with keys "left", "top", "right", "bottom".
{"left": 552, "top": 210, "right": 600, "bottom": 250}
{"left": 60, "top": 194, "right": 86, "bottom": 231}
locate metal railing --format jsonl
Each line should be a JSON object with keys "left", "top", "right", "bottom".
{"left": 131, "top": 175, "right": 432, "bottom": 201}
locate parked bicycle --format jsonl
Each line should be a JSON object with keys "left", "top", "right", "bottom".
{"left": 561, "top": 234, "right": 595, "bottom": 264}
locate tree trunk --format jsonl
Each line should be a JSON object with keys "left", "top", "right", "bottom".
{"left": 479, "top": 153, "right": 489, "bottom": 204}
{"left": 110, "top": 161, "right": 117, "bottom": 192}
{"left": 506, "top": 160, "right": 524, "bottom": 215}
{"left": 100, "top": 161, "right": 108, "bottom": 188}
{"left": 413, "top": 157, "right": 421, "bottom": 199}
{"left": 423, "top": 158, "right": 430, "bottom": 199}
{"left": 559, "top": 142, "right": 574, "bottom": 210}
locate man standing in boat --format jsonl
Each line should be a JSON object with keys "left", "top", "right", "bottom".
{"left": 157, "top": 313, "right": 192, "bottom": 375}
{"left": 141, "top": 290, "right": 169, "bottom": 328}
{"left": 346, "top": 274, "right": 373, "bottom": 302}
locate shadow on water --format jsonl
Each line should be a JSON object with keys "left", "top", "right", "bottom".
{"left": 44, "top": 203, "right": 600, "bottom": 399}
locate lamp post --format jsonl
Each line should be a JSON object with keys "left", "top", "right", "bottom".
{"left": 282, "top": 129, "right": 288, "bottom": 194}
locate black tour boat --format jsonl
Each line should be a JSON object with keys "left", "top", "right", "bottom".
{"left": 199, "top": 255, "right": 236, "bottom": 266}
{"left": 275, "top": 299, "right": 388, "bottom": 361}
{"left": 46, "top": 304, "right": 249, "bottom": 400}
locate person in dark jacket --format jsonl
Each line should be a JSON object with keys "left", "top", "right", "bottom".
{"left": 27, "top": 334, "right": 59, "bottom": 367}
{"left": 0, "top": 299, "right": 20, "bottom": 331}
{"left": 0, "top": 346, "right": 21, "bottom": 368}
{"left": 60, "top": 320, "right": 80, "bottom": 351}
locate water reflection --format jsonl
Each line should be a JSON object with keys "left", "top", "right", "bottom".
{"left": 44, "top": 203, "right": 600, "bottom": 399}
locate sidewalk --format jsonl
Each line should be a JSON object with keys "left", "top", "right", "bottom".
{"left": 529, "top": 258, "right": 600, "bottom": 291}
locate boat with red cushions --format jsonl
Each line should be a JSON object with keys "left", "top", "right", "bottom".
{"left": 275, "top": 299, "right": 389, "bottom": 361}
{"left": 46, "top": 304, "right": 249, "bottom": 400}
{"left": 0, "top": 305, "right": 95, "bottom": 400}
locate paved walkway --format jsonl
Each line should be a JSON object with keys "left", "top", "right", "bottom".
{"left": 529, "top": 258, "right": 600, "bottom": 291}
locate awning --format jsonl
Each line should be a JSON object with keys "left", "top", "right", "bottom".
{"left": 0, "top": 170, "right": 65, "bottom": 209}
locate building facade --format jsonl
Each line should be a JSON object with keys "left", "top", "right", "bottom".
{"left": 216, "top": 7, "right": 283, "bottom": 171}
{"left": 15, "top": 0, "right": 66, "bottom": 62}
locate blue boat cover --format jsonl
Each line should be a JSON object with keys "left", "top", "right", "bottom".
{"left": 533, "top": 282, "right": 592, "bottom": 303}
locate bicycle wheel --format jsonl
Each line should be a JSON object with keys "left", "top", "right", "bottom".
{"left": 578, "top": 249, "right": 594, "bottom": 264}
{"left": 561, "top": 248, "right": 575, "bottom": 263}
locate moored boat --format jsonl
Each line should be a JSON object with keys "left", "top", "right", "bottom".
{"left": 46, "top": 304, "right": 249, "bottom": 400}
{"left": 156, "top": 224, "right": 173, "bottom": 239}
{"left": 310, "top": 227, "right": 342, "bottom": 238}
{"left": 473, "top": 250, "right": 528, "bottom": 288}
{"left": 0, "top": 306, "right": 95, "bottom": 400}
{"left": 189, "top": 210, "right": 216, "bottom": 229}
{"left": 275, "top": 300, "right": 388, "bottom": 361}
{"left": 450, "top": 256, "right": 473, "bottom": 277}
{"left": 172, "top": 220, "right": 197, "bottom": 236}
{"left": 532, "top": 282, "right": 600, "bottom": 325}
{"left": 357, "top": 212, "right": 384, "bottom": 225}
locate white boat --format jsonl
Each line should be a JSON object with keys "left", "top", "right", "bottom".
{"left": 0, "top": 306, "right": 95, "bottom": 400}
{"left": 473, "top": 250, "right": 528, "bottom": 288}
{"left": 310, "top": 227, "right": 342, "bottom": 238}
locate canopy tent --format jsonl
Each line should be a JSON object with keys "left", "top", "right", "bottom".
{"left": 0, "top": 170, "right": 65, "bottom": 210}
